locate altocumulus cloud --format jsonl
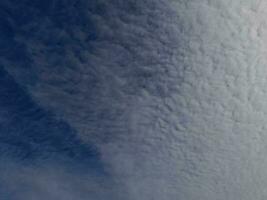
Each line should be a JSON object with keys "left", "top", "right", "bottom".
{"left": 1, "top": 0, "right": 267, "bottom": 199}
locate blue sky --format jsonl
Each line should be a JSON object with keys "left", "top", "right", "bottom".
{"left": 2, "top": 0, "right": 267, "bottom": 199}
{"left": 0, "top": 0, "right": 120, "bottom": 199}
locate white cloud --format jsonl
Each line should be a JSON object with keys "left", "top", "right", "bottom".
{"left": 2, "top": 0, "right": 267, "bottom": 199}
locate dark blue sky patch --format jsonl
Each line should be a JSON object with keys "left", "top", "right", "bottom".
{"left": 0, "top": 67, "right": 104, "bottom": 174}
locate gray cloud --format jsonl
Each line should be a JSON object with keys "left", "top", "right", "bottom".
{"left": 2, "top": 0, "right": 267, "bottom": 199}
{"left": 0, "top": 159, "right": 122, "bottom": 200}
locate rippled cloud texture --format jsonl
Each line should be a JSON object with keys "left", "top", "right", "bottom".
{"left": 1, "top": 0, "right": 267, "bottom": 199}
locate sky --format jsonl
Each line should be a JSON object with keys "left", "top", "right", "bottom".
{"left": 1, "top": 0, "right": 267, "bottom": 199}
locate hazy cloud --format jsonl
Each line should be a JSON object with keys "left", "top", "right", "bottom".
{"left": 2, "top": 0, "right": 267, "bottom": 199}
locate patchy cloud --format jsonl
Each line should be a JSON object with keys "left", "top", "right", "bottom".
{"left": 2, "top": 0, "right": 267, "bottom": 199}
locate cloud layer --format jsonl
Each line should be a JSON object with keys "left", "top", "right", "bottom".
{"left": 2, "top": 0, "right": 267, "bottom": 199}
